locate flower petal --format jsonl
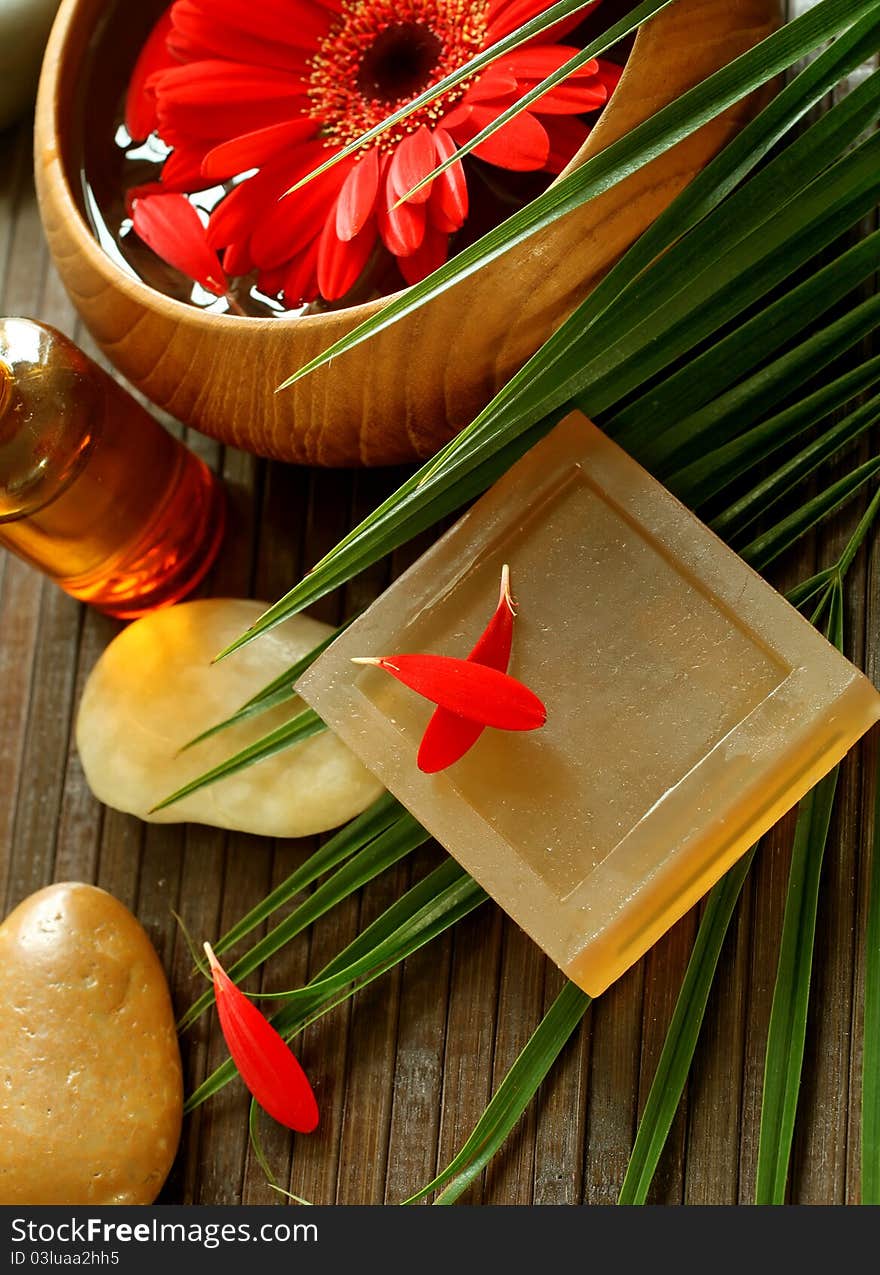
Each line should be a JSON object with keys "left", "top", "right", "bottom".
{"left": 398, "top": 222, "right": 448, "bottom": 286}
{"left": 335, "top": 147, "right": 380, "bottom": 242}
{"left": 543, "top": 115, "right": 591, "bottom": 174}
{"left": 153, "top": 60, "right": 309, "bottom": 141}
{"left": 206, "top": 160, "right": 295, "bottom": 249}
{"left": 125, "top": 9, "right": 177, "bottom": 142}
{"left": 177, "top": 0, "right": 336, "bottom": 50}
{"left": 318, "top": 212, "right": 377, "bottom": 300}
{"left": 355, "top": 654, "right": 546, "bottom": 731}
{"left": 460, "top": 70, "right": 519, "bottom": 105}
{"left": 418, "top": 566, "right": 515, "bottom": 773}
{"left": 202, "top": 118, "right": 319, "bottom": 182}
{"left": 160, "top": 143, "right": 217, "bottom": 191}
{"left": 131, "top": 193, "right": 228, "bottom": 296}
{"left": 495, "top": 45, "right": 599, "bottom": 80}
{"left": 281, "top": 235, "right": 322, "bottom": 306}
{"left": 487, "top": 0, "right": 600, "bottom": 43}
{"left": 378, "top": 187, "right": 426, "bottom": 258}
{"left": 206, "top": 944, "right": 319, "bottom": 1134}
{"left": 428, "top": 130, "right": 468, "bottom": 234}
{"left": 448, "top": 106, "right": 550, "bottom": 172}
{"left": 387, "top": 126, "right": 437, "bottom": 205}
{"left": 249, "top": 158, "right": 352, "bottom": 270}
{"left": 169, "top": 2, "right": 313, "bottom": 73}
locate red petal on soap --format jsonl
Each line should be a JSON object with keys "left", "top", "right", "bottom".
{"left": 125, "top": 9, "right": 176, "bottom": 142}
{"left": 354, "top": 653, "right": 545, "bottom": 730}
{"left": 418, "top": 566, "right": 516, "bottom": 773}
{"left": 131, "top": 193, "right": 228, "bottom": 296}
{"left": 205, "top": 944, "right": 319, "bottom": 1134}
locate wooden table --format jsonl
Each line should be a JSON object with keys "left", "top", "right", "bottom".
{"left": 2, "top": 61, "right": 879, "bottom": 1205}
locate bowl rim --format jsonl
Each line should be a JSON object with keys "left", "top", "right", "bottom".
{"left": 35, "top": 0, "right": 647, "bottom": 334}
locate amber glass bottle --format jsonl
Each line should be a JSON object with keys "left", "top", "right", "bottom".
{"left": 0, "top": 318, "right": 224, "bottom": 618}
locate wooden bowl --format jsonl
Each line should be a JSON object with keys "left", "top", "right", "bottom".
{"left": 35, "top": 0, "right": 782, "bottom": 467}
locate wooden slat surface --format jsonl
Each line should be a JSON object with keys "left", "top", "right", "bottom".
{"left": 1, "top": 9, "right": 879, "bottom": 1205}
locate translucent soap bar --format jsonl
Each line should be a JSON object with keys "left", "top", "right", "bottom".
{"left": 297, "top": 414, "right": 880, "bottom": 995}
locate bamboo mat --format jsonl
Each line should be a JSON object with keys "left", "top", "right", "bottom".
{"left": 1, "top": 4, "right": 879, "bottom": 1203}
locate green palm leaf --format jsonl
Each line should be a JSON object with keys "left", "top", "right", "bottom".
{"left": 737, "top": 457, "right": 880, "bottom": 570}
{"left": 754, "top": 583, "right": 846, "bottom": 1204}
{"left": 668, "top": 351, "right": 880, "bottom": 510}
{"left": 404, "top": 981, "right": 591, "bottom": 1204}
{"left": 185, "top": 860, "right": 487, "bottom": 1112}
{"left": 617, "top": 850, "right": 756, "bottom": 1205}
{"left": 179, "top": 807, "right": 430, "bottom": 1030}
{"left": 210, "top": 791, "right": 405, "bottom": 959}
{"left": 180, "top": 622, "right": 347, "bottom": 752}
{"left": 149, "top": 708, "right": 326, "bottom": 814}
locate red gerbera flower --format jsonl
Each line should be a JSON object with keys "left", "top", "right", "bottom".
{"left": 127, "top": 0, "right": 621, "bottom": 307}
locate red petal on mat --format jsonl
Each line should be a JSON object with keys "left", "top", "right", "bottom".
{"left": 353, "top": 653, "right": 545, "bottom": 731}
{"left": 418, "top": 566, "right": 516, "bottom": 773}
{"left": 205, "top": 944, "right": 319, "bottom": 1134}
{"left": 125, "top": 9, "right": 176, "bottom": 141}
{"left": 318, "top": 212, "right": 377, "bottom": 300}
{"left": 131, "top": 193, "right": 228, "bottom": 296}
{"left": 378, "top": 188, "right": 426, "bottom": 258}
{"left": 397, "top": 222, "right": 448, "bottom": 286}
{"left": 428, "top": 130, "right": 468, "bottom": 234}
{"left": 202, "top": 118, "right": 318, "bottom": 182}
{"left": 388, "top": 126, "right": 437, "bottom": 205}
{"left": 336, "top": 148, "right": 380, "bottom": 242}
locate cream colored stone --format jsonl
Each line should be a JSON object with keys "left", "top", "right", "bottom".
{"left": 0, "top": 882, "right": 182, "bottom": 1205}
{"left": 76, "top": 598, "right": 384, "bottom": 837}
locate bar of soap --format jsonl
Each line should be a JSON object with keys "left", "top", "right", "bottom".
{"left": 0, "top": 883, "right": 182, "bottom": 1204}
{"left": 297, "top": 413, "right": 880, "bottom": 996}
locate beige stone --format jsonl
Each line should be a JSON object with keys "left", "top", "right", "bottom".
{"left": 76, "top": 598, "right": 384, "bottom": 837}
{"left": 0, "top": 882, "right": 182, "bottom": 1205}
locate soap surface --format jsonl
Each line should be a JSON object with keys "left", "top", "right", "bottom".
{"left": 297, "top": 413, "right": 880, "bottom": 995}
{"left": 77, "top": 598, "right": 384, "bottom": 837}
{"left": 0, "top": 882, "right": 182, "bottom": 1205}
